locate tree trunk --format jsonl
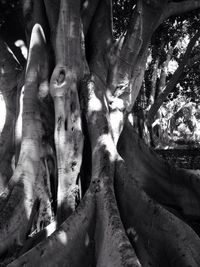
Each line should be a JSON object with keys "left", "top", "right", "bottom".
{"left": 1, "top": 0, "right": 200, "bottom": 266}
{"left": 0, "top": 39, "right": 22, "bottom": 191}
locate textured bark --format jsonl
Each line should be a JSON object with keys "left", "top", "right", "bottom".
{"left": 118, "top": 120, "right": 200, "bottom": 223}
{"left": 109, "top": 0, "right": 169, "bottom": 112}
{"left": 115, "top": 158, "right": 200, "bottom": 267}
{"left": 81, "top": 0, "right": 100, "bottom": 35}
{"left": 84, "top": 74, "right": 140, "bottom": 266}
{"left": 148, "top": 57, "right": 159, "bottom": 107}
{"left": 0, "top": 39, "right": 22, "bottom": 190}
{"left": 81, "top": 1, "right": 139, "bottom": 264}
{"left": 49, "top": 0, "right": 84, "bottom": 225}
{"left": 0, "top": 24, "right": 53, "bottom": 257}
{"left": 8, "top": 191, "right": 95, "bottom": 267}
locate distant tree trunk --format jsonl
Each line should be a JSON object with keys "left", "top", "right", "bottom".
{"left": 0, "top": 0, "right": 200, "bottom": 266}
{"left": 148, "top": 57, "right": 160, "bottom": 107}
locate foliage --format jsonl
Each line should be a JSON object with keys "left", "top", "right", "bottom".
{"left": 113, "top": 0, "right": 135, "bottom": 38}
{"left": 154, "top": 94, "right": 200, "bottom": 148}
{"left": 0, "top": 0, "right": 20, "bottom": 28}
{"left": 139, "top": 10, "right": 200, "bottom": 147}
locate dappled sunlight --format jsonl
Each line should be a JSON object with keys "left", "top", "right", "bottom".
{"left": 128, "top": 113, "right": 134, "bottom": 126}
{"left": 4, "top": 43, "right": 21, "bottom": 67}
{"left": 26, "top": 23, "right": 46, "bottom": 76}
{"left": 15, "top": 40, "right": 28, "bottom": 59}
{"left": 57, "top": 230, "right": 68, "bottom": 245}
{"left": 38, "top": 81, "right": 49, "bottom": 99}
{"left": 84, "top": 232, "right": 90, "bottom": 247}
{"left": 23, "top": 182, "right": 34, "bottom": 220}
{"left": 82, "top": 0, "right": 89, "bottom": 9}
{"left": 110, "top": 109, "right": 124, "bottom": 144}
{"left": 0, "top": 95, "right": 6, "bottom": 134}
{"left": 69, "top": 21, "right": 76, "bottom": 38}
{"left": 15, "top": 86, "right": 24, "bottom": 144}
{"left": 45, "top": 221, "right": 57, "bottom": 237}
{"left": 151, "top": 95, "right": 200, "bottom": 149}
{"left": 96, "top": 133, "right": 116, "bottom": 162}
{"left": 87, "top": 92, "right": 102, "bottom": 114}
{"left": 168, "top": 59, "right": 178, "bottom": 74}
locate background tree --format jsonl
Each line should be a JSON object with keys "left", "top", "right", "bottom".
{"left": 136, "top": 12, "right": 200, "bottom": 147}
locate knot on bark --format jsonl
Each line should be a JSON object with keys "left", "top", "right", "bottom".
{"left": 91, "top": 179, "right": 101, "bottom": 193}
{"left": 50, "top": 66, "right": 77, "bottom": 98}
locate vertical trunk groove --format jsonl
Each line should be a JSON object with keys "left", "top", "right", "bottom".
{"left": 50, "top": 0, "right": 84, "bottom": 225}
{"left": 0, "top": 23, "right": 50, "bottom": 256}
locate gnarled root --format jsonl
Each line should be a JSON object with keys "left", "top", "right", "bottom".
{"left": 118, "top": 119, "right": 200, "bottom": 223}
{"left": 115, "top": 158, "right": 200, "bottom": 266}
{"left": 8, "top": 190, "right": 95, "bottom": 267}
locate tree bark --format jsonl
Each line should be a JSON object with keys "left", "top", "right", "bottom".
{"left": 0, "top": 39, "right": 22, "bottom": 191}
{"left": 49, "top": 0, "right": 84, "bottom": 225}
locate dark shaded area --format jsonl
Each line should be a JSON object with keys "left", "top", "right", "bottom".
{"left": 0, "top": 0, "right": 26, "bottom": 66}
{"left": 156, "top": 148, "right": 200, "bottom": 169}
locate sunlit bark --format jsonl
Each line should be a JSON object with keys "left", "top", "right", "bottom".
{"left": 0, "top": 23, "right": 53, "bottom": 257}
{"left": 0, "top": 39, "right": 22, "bottom": 191}
{"left": 49, "top": 0, "right": 84, "bottom": 225}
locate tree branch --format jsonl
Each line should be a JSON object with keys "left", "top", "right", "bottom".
{"left": 86, "top": 0, "right": 113, "bottom": 82}
{"left": 81, "top": 0, "right": 100, "bottom": 35}
{"left": 50, "top": 0, "right": 84, "bottom": 225}
{"left": 188, "top": 52, "right": 200, "bottom": 67}
{"left": 109, "top": 1, "right": 167, "bottom": 112}
{"left": 147, "top": 29, "right": 200, "bottom": 125}
{"left": 44, "top": 0, "right": 60, "bottom": 45}
{"left": 164, "top": 0, "right": 200, "bottom": 20}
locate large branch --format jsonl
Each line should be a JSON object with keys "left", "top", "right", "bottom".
{"left": 163, "top": 0, "right": 200, "bottom": 20}
{"left": 43, "top": 0, "right": 60, "bottom": 47}
{"left": 49, "top": 0, "right": 84, "bottom": 225}
{"left": 147, "top": 29, "right": 200, "bottom": 125}
{"left": 0, "top": 39, "right": 22, "bottom": 190}
{"left": 109, "top": 0, "right": 168, "bottom": 113}
{"left": 188, "top": 52, "right": 200, "bottom": 66}
{"left": 0, "top": 23, "right": 49, "bottom": 256}
{"left": 86, "top": 0, "right": 113, "bottom": 81}
{"left": 81, "top": 0, "right": 100, "bottom": 35}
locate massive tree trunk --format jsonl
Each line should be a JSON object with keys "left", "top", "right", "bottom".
{"left": 1, "top": 0, "right": 200, "bottom": 266}
{"left": 0, "top": 39, "right": 22, "bottom": 192}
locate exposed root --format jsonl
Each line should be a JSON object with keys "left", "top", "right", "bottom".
{"left": 94, "top": 169, "right": 141, "bottom": 266}
{"left": 118, "top": 119, "right": 200, "bottom": 222}
{"left": 8, "top": 190, "right": 95, "bottom": 267}
{"left": 115, "top": 159, "right": 200, "bottom": 266}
